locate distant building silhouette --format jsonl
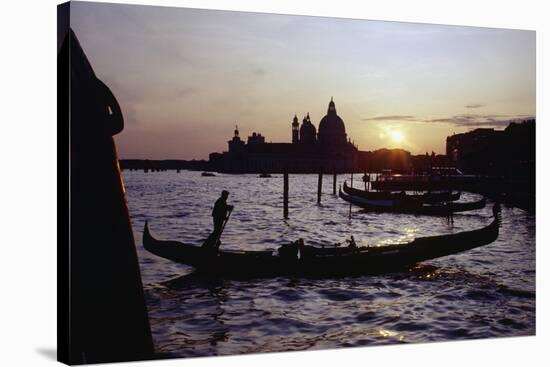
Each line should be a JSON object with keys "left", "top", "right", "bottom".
{"left": 446, "top": 128, "right": 504, "bottom": 163}
{"left": 446, "top": 119, "right": 535, "bottom": 176}
{"left": 228, "top": 125, "right": 246, "bottom": 154}
{"left": 291, "top": 115, "right": 299, "bottom": 144}
{"left": 247, "top": 131, "right": 265, "bottom": 145}
{"left": 358, "top": 148, "right": 413, "bottom": 173}
{"left": 317, "top": 97, "right": 347, "bottom": 146}
{"left": 444, "top": 119, "right": 535, "bottom": 212}
{"left": 298, "top": 113, "right": 317, "bottom": 145}
{"left": 209, "top": 99, "right": 360, "bottom": 173}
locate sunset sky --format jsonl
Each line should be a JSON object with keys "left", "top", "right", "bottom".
{"left": 70, "top": 2, "right": 535, "bottom": 160}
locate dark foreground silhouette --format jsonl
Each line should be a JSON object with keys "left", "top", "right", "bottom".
{"left": 59, "top": 19, "right": 154, "bottom": 364}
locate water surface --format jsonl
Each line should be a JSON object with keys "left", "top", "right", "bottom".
{"left": 123, "top": 171, "right": 535, "bottom": 357}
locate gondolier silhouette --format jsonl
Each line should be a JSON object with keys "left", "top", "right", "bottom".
{"left": 204, "top": 190, "right": 234, "bottom": 250}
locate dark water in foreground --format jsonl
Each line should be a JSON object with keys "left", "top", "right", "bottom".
{"left": 123, "top": 171, "right": 535, "bottom": 357}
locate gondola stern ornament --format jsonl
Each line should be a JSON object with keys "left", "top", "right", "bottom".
{"left": 143, "top": 221, "right": 150, "bottom": 246}
{"left": 492, "top": 202, "right": 502, "bottom": 224}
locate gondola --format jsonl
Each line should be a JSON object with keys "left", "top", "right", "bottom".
{"left": 339, "top": 188, "right": 486, "bottom": 215}
{"left": 143, "top": 207, "right": 499, "bottom": 278}
{"left": 343, "top": 181, "right": 460, "bottom": 204}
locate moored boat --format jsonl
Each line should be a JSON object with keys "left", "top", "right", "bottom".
{"left": 201, "top": 172, "right": 216, "bottom": 177}
{"left": 339, "top": 188, "right": 486, "bottom": 215}
{"left": 371, "top": 167, "right": 481, "bottom": 191}
{"left": 143, "top": 208, "right": 499, "bottom": 278}
{"left": 343, "top": 181, "right": 460, "bottom": 204}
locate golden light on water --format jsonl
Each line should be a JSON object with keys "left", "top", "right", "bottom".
{"left": 378, "top": 329, "right": 398, "bottom": 337}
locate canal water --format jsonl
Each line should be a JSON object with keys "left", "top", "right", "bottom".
{"left": 123, "top": 170, "right": 535, "bottom": 357}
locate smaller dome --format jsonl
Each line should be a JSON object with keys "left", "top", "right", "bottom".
{"left": 300, "top": 115, "right": 317, "bottom": 144}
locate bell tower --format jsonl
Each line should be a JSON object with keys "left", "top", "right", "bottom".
{"left": 228, "top": 124, "right": 245, "bottom": 153}
{"left": 292, "top": 114, "right": 299, "bottom": 144}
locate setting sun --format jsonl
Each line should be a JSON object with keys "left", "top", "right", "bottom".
{"left": 390, "top": 130, "right": 404, "bottom": 143}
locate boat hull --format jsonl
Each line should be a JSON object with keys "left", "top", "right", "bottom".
{"left": 143, "top": 214, "right": 499, "bottom": 278}
{"left": 343, "top": 182, "right": 461, "bottom": 204}
{"left": 339, "top": 189, "right": 486, "bottom": 215}
{"left": 371, "top": 175, "right": 481, "bottom": 191}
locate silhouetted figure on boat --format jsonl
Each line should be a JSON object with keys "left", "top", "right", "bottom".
{"left": 203, "top": 190, "right": 234, "bottom": 250}
{"left": 213, "top": 190, "right": 234, "bottom": 235}
{"left": 278, "top": 238, "right": 305, "bottom": 259}
{"left": 346, "top": 235, "right": 357, "bottom": 248}
{"left": 446, "top": 209, "right": 454, "bottom": 225}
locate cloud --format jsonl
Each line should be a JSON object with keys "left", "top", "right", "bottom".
{"left": 253, "top": 68, "right": 266, "bottom": 77}
{"left": 358, "top": 71, "right": 385, "bottom": 79}
{"left": 425, "top": 114, "right": 535, "bottom": 128}
{"left": 428, "top": 115, "right": 475, "bottom": 124}
{"left": 362, "top": 113, "right": 534, "bottom": 128}
{"left": 465, "top": 103, "right": 485, "bottom": 109}
{"left": 450, "top": 120, "right": 512, "bottom": 127}
{"left": 362, "top": 115, "right": 416, "bottom": 121}
{"left": 175, "top": 87, "right": 199, "bottom": 98}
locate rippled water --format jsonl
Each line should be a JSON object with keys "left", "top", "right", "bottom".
{"left": 123, "top": 170, "right": 535, "bottom": 358}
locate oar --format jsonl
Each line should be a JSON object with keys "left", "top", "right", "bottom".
{"left": 214, "top": 207, "right": 233, "bottom": 250}
{"left": 220, "top": 207, "right": 233, "bottom": 235}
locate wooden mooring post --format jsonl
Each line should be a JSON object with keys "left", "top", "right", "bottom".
{"left": 317, "top": 172, "right": 323, "bottom": 203}
{"left": 349, "top": 172, "right": 354, "bottom": 219}
{"left": 333, "top": 173, "right": 337, "bottom": 195}
{"left": 368, "top": 172, "right": 372, "bottom": 191}
{"left": 283, "top": 171, "right": 289, "bottom": 219}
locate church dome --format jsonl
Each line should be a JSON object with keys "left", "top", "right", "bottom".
{"left": 318, "top": 114, "right": 346, "bottom": 136}
{"left": 318, "top": 98, "right": 347, "bottom": 145}
{"left": 300, "top": 114, "right": 317, "bottom": 144}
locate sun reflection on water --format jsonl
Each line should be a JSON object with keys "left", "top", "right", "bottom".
{"left": 378, "top": 329, "right": 398, "bottom": 338}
